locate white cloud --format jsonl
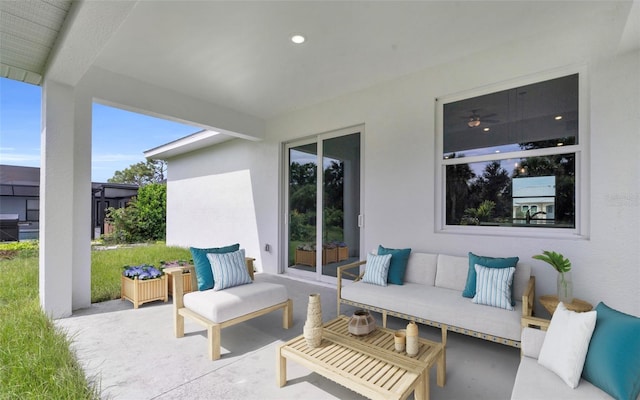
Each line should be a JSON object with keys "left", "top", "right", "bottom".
{"left": 0, "top": 151, "right": 40, "bottom": 163}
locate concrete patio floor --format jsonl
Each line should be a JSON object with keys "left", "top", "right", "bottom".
{"left": 55, "top": 274, "right": 520, "bottom": 400}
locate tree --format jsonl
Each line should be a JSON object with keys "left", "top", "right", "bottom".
{"left": 445, "top": 153, "right": 476, "bottom": 225}
{"left": 470, "top": 161, "right": 511, "bottom": 220}
{"left": 105, "top": 183, "right": 166, "bottom": 243}
{"left": 108, "top": 160, "right": 167, "bottom": 186}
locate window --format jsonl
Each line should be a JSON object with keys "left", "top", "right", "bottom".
{"left": 437, "top": 72, "right": 586, "bottom": 236}
{"left": 26, "top": 199, "right": 39, "bottom": 221}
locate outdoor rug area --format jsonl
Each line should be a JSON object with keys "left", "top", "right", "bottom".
{"left": 56, "top": 273, "right": 520, "bottom": 399}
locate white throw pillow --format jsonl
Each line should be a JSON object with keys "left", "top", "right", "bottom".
{"left": 472, "top": 264, "right": 515, "bottom": 311}
{"left": 361, "top": 253, "right": 392, "bottom": 286}
{"left": 538, "top": 302, "right": 597, "bottom": 388}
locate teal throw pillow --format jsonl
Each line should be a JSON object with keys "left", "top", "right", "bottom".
{"left": 582, "top": 302, "right": 640, "bottom": 400}
{"left": 378, "top": 245, "right": 411, "bottom": 285}
{"left": 189, "top": 244, "right": 240, "bottom": 291}
{"left": 462, "top": 252, "right": 519, "bottom": 305}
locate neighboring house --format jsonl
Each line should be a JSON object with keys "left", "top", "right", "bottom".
{"left": 0, "top": 165, "right": 138, "bottom": 241}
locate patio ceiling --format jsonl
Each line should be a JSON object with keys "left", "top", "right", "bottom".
{"left": 1, "top": 1, "right": 638, "bottom": 120}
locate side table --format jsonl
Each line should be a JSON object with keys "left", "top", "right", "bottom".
{"left": 539, "top": 294, "right": 593, "bottom": 315}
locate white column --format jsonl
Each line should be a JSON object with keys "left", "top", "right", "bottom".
{"left": 40, "top": 80, "right": 92, "bottom": 318}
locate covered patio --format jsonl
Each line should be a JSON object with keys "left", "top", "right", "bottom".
{"left": 56, "top": 273, "right": 519, "bottom": 400}
{"left": 1, "top": 1, "right": 637, "bottom": 319}
{"left": 1, "top": 1, "right": 639, "bottom": 398}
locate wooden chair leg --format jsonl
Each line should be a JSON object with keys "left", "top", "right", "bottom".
{"left": 281, "top": 299, "right": 293, "bottom": 329}
{"left": 441, "top": 325, "right": 448, "bottom": 347}
{"left": 209, "top": 324, "right": 221, "bottom": 360}
{"left": 175, "top": 312, "right": 184, "bottom": 338}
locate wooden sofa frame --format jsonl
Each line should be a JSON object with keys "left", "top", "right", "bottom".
{"left": 168, "top": 259, "right": 293, "bottom": 360}
{"left": 337, "top": 260, "right": 536, "bottom": 348}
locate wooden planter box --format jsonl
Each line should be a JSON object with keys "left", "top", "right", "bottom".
{"left": 338, "top": 246, "right": 349, "bottom": 261}
{"left": 165, "top": 267, "right": 195, "bottom": 296}
{"left": 295, "top": 247, "right": 349, "bottom": 266}
{"left": 295, "top": 249, "right": 316, "bottom": 267}
{"left": 121, "top": 275, "right": 168, "bottom": 309}
{"left": 323, "top": 247, "right": 338, "bottom": 264}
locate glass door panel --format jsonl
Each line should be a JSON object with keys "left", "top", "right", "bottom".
{"left": 321, "top": 133, "right": 360, "bottom": 279}
{"left": 285, "top": 129, "right": 361, "bottom": 283}
{"left": 287, "top": 143, "right": 318, "bottom": 274}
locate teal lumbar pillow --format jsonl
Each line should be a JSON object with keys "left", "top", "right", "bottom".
{"left": 582, "top": 302, "right": 640, "bottom": 400}
{"left": 189, "top": 243, "right": 240, "bottom": 291}
{"left": 462, "top": 252, "right": 519, "bottom": 305}
{"left": 378, "top": 245, "right": 411, "bottom": 285}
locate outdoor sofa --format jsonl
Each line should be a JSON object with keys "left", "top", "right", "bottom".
{"left": 512, "top": 304, "right": 640, "bottom": 400}
{"left": 337, "top": 249, "right": 534, "bottom": 347}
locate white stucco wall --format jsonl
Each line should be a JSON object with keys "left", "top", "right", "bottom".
{"left": 165, "top": 35, "right": 639, "bottom": 316}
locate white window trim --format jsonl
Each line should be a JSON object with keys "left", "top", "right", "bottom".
{"left": 434, "top": 66, "right": 590, "bottom": 240}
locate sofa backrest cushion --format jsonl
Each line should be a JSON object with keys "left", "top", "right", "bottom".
{"left": 435, "top": 254, "right": 469, "bottom": 291}
{"left": 403, "top": 253, "right": 438, "bottom": 285}
{"left": 432, "top": 253, "right": 532, "bottom": 301}
{"left": 512, "top": 262, "right": 531, "bottom": 301}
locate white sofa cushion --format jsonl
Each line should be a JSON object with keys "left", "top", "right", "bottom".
{"left": 511, "top": 356, "right": 611, "bottom": 400}
{"left": 341, "top": 281, "right": 524, "bottom": 341}
{"left": 183, "top": 282, "right": 288, "bottom": 323}
{"left": 521, "top": 326, "right": 546, "bottom": 359}
{"left": 434, "top": 254, "right": 468, "bottom": 291}
{"left": 512, "top": 263, "right": 531, "bottom": 302}
{"left": 403, "top": 252, "right": 438, "bottom": 285}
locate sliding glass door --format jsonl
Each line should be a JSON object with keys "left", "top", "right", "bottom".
{"left": 285, "top": 128, "right": 362, "bottom": 283}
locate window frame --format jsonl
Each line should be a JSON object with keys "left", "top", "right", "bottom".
{"left": 26, "top": 198, "right": 39, "bottom": 222}
{"left": 434, "top": 67, "right": 589, "bottom": 239}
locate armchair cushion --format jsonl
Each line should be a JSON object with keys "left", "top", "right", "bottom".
{"left": 183, "top": 281, "right": 288, "bottom": 323}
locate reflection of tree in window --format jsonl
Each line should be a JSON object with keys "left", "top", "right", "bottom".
{"left": 445, "top": 153, "right": 475, "bottom": 225}
{"left": 442, "top": 73, "right": 578, "bottom": 229}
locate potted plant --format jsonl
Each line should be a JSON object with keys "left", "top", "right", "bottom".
{"left": 160, "top": 259, "right": 195, "bottom": 295}
{"left": 532, "top": 250, "right": 573, "bottom": 303}
{"left": 121, "top": 264, "right": 168, "bottom": 308}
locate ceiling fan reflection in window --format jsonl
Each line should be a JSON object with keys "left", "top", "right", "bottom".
{"left": 463, "top": 109, "right": 499, "bottom": 128}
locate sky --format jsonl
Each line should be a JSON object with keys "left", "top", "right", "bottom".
{"left": 0, "top": 77, "right": 198, "bottom": 182}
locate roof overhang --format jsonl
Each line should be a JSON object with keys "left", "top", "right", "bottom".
{"left": 143, "top": 129, "right": 234, "bottom": 160}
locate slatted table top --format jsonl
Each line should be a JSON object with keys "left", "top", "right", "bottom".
{"left": 277, "top": 316, "right": 445, "bottom": 400}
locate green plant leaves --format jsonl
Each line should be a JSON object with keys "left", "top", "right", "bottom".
{"left": 532, "top": 250, "right": 571, "bottom": 273}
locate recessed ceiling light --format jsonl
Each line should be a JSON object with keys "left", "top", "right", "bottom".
{"left": 291, "top": 35, "right": 305, "bottom": 44}
{"left": 483, "top": 127, "right": 490, "bottom": 132}
{"left": 554, "top": 115, "right": 563, "bottom": 120}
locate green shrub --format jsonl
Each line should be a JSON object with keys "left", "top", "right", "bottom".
{"left": 106, "top": 183, "right": 166, "bottom": 243}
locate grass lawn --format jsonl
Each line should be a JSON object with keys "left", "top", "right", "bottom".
{"left": 0, "top": 241, "right": 191, "bottom": 399}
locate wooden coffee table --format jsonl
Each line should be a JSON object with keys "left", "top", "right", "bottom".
{"left": 277, "top": 316, "right": 445, "bottom": 400}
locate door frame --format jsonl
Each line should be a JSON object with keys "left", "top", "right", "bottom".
{"left": 280, "top": 124, "right": 365, "bottom": 285}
